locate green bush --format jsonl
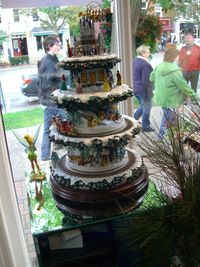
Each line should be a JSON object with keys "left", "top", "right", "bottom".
{"left": 136, "top": 14, "right": 163, "bottom": 53}
{"left": 9, "top": 55, "right": 29, "bottom": 65}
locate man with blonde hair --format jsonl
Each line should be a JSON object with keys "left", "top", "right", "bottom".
{"left": 133, "top": 45, "right": 154, "bottom": 132}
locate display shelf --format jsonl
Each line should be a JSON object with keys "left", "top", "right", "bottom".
{"left": 29, "top": 180, "right": 147, "bottom": 235}
{"left": 30, "top": 181, "right": 153, "bottom": 267}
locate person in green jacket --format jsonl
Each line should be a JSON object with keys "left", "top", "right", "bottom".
{"left": 150, "top": 46, "right": 198, "bottom": 139}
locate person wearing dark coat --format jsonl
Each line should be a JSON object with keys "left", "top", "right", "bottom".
{"left": 38, "top": 34, "right": 67, "bottom": 161}
{"left": 133, "top": 45, "right": 154, "bottom": 132}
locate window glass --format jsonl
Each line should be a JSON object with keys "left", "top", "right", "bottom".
{"left": 0, "top": 2, "right": 116, "bottom": 265}
{"left": 13, "top": 8, "right": 20, "bottom": 21}
{"left": 31, "top": 8, "right": 39, "bottom": 21}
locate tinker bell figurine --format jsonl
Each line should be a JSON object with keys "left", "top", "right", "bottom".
{"left": 13, "top": 125, "right": 46, "bottom": 206}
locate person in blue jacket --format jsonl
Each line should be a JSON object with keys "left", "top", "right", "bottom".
{"left": 133, "top": 45, "right": 154, "bottom": 132}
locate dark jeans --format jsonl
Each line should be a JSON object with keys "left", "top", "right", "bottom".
{"left": 134, "top": 92, "right": 152, "bottom": 129}
{"left": 41, "top": 106, "right": 67, "bottom": 160}
{"left": 183, "top": 70, "right": 199, "bottom": 92}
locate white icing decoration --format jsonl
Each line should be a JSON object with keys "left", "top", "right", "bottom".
{"left": 52, "top": 84, "right": 132, "bottom": 104}
{"left": 74, "top": 117, "right": 126, "bottom": 135}
{"left": 52, "top": 149, "right": 142, "bottom": 186}
{"left": 49, "top": 115, "right": 139, "bottom": 146}
{"left": 62, "top": 53, "right": 119, "bottom": 63}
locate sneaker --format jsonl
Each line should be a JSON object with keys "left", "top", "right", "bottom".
{"left": 142, "top": 127, "right": 155, "bottom": 132}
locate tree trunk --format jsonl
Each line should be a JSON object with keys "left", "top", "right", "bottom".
{"left": 130, "top": 0, "right": 141, "bottom": 57}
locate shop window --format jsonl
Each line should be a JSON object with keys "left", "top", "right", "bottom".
{"left": 13, "top": 9, "right": 20, "bottom": 22}
{"left": 36, "top": 36, "right": 42, "bottom": 50}
{"left": 31, "top": 8, "right": 39, "bottom": 21}
{"left": 141, "top": 0, "right": 147, "bottom": 9}
{"left": 0, "top": 2, "right": 123, "bottom": 265}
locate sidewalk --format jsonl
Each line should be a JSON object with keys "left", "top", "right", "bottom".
{"left": 5, "top": 126, "right": 48, "bottom": 265}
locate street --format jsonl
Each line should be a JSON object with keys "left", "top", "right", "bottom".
{"left": 0, "top": 64, "right": 39, "bottom": 113}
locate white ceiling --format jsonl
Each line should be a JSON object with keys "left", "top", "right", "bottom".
{"left": 1, "top": 0, "right": 102, "bottom": 8}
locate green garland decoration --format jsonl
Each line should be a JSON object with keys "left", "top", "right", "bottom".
{"left": 49, "top": 127, "right": 140, "bottom": 149}
{"left": 59, "top": 57, "right": 121, "bottom": 70}
{"left": 51, "top": 164, "right": 146, "bottom": 191}
{"left": 54, "top": 90, "right": 134, "bottom": 111}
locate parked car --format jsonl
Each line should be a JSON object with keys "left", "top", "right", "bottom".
{"left": 20, "top": 70, "right": 70, "bottom": 99}
{"left": 20, "top": 73, "right": 39, "bottom": 98}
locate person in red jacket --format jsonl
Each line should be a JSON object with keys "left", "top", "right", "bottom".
{"left": 179, "top": 32, "right": 200, "bottom": 92}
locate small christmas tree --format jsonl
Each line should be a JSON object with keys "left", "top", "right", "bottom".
{"left": 60, "top": 74, "right": 67, "bottom": 91}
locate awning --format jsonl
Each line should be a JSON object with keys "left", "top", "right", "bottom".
{"left": 31, "top": 27, "right": 66, "bottom": 36}
{"left": 11, "top": 32, "right": 26, "bottom": 38}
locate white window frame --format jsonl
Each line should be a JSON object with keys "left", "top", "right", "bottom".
{"left": 141, "top": 0, "right": 147, "bottom": 9}
{"left": 0, "top": 118, "right": 31, "bottom": 267}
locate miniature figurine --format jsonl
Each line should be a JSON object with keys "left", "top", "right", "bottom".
{"left": 13, "top": 126, "right": 44, "bottom": 178}
{"left": 52, "top": 115, "right": 77, "bottom": 136}
{"left": 76, "top": 77, "right": 83, "bottom": 94}
{"left": 88, "top": 117, "right": 98, "bottom": 128}
{"left": 90, "top": 46, "right": 97, "bottom": 55}
{"left": 60, "top": 74, "right": 67, "bottom": 91}
{"left": 103, "top": 77, "right": 111, "bottom": 92}
{"left": 67, "top": 39, "right": 73, "bottom": 57}
{"left": 24, "top": 134, "right": 41, "bottom": 174}
{"left": 116, "top": 70, "right": 122, "bottom": 85}
{"left": 13, "top": 126, "right": 46, "bottom": 208}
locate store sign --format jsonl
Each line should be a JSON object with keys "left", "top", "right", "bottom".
{"left": 161, "top": 19, "right": 170, "bottom": 27}
{"left": 160, "top": 18, "right": 172, "bottom": 31}
{"left": 1, "top": 0, "right": 102, "bottom": 8}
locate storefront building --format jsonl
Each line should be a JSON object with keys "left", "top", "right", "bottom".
{"left": 0, "top": 7, "right": 70, "bottom": 64}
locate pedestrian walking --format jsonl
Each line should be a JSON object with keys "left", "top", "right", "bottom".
{"left": 172, "top": 35, "right": 177, "bottom": 44}
{"left": 150, "top": 47, "right": 198, "bottom": 139}
{"left": 161, "top": 35, "right": 166, "bottom": 51}
{"left": 133, "top": 45, "right": 154, "bottom": 132}
{"left": 179, "top": 32, "right": 200, "bottom": 92}
{"left": 38, "top": 34, "right": 67, "bottom": 161}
